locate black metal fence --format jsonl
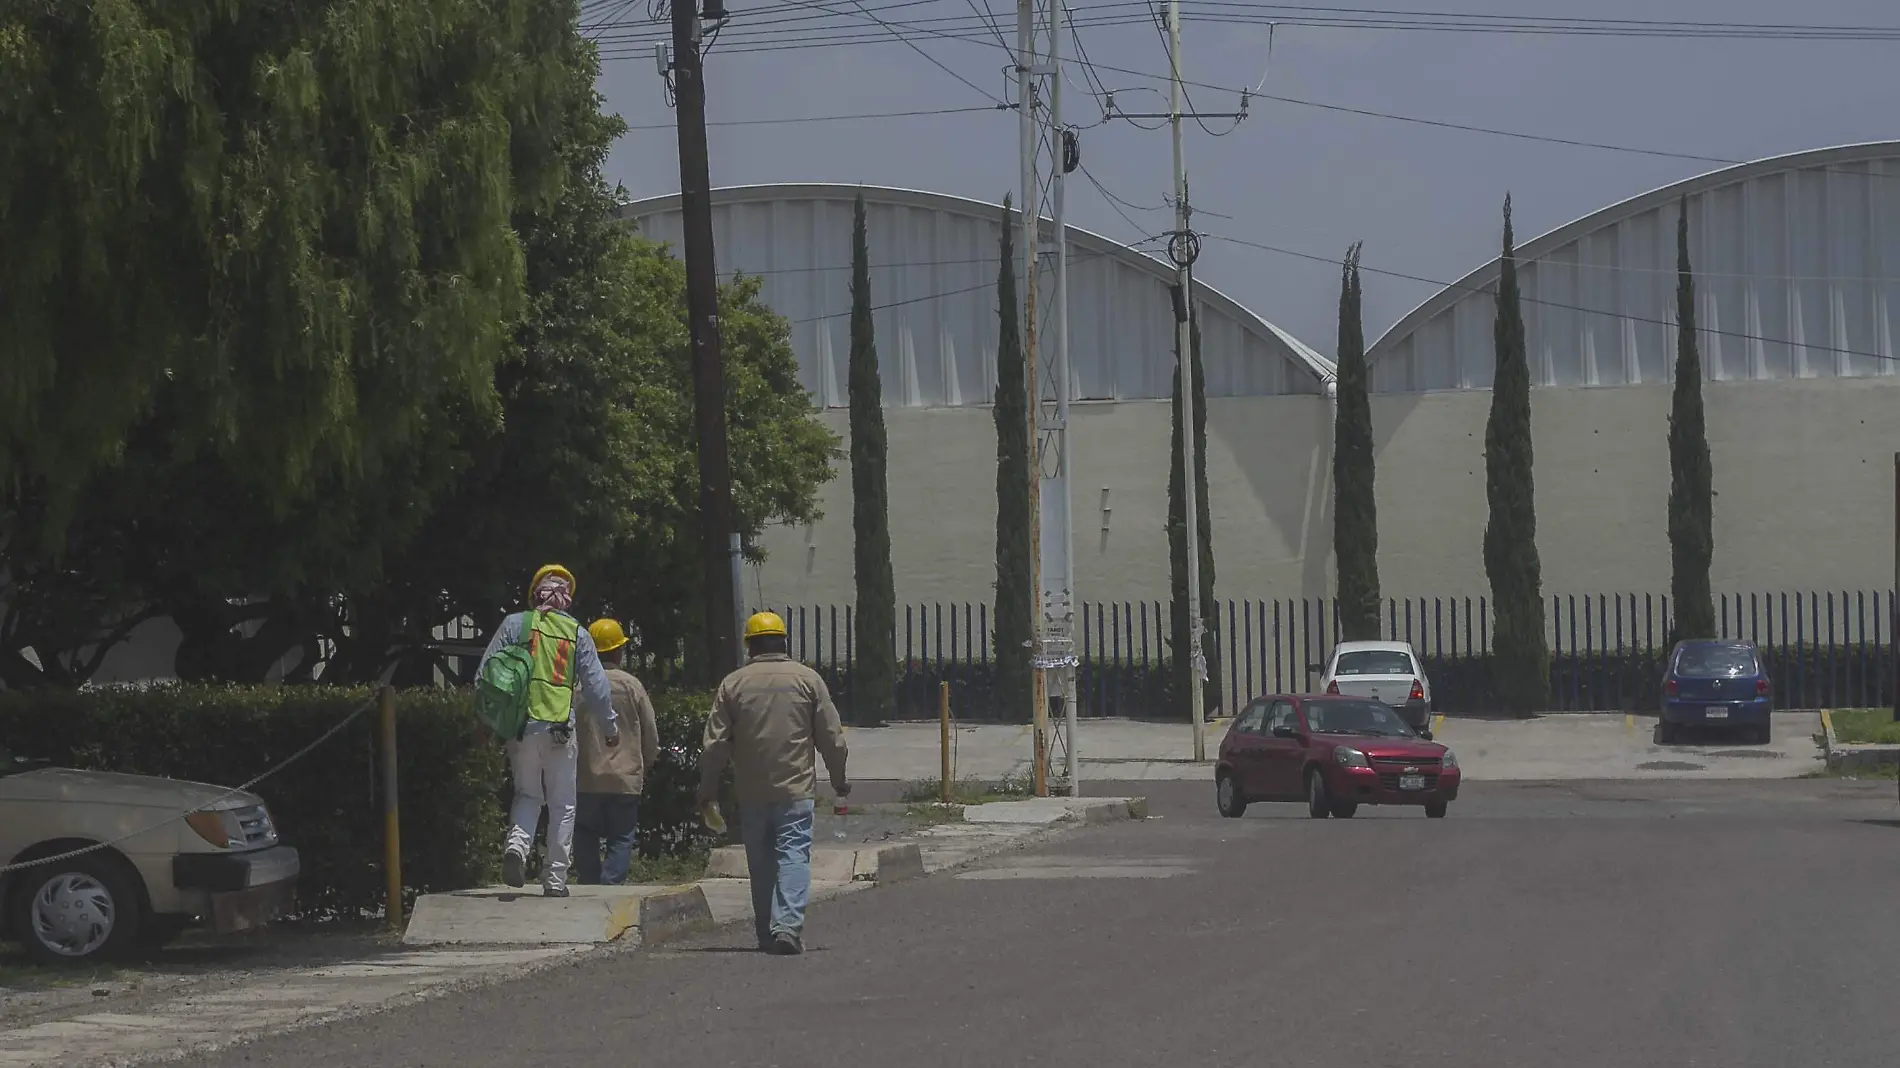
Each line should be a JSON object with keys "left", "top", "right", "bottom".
{"left": 766, "top": 591, "right": 1899, "bottom": 721}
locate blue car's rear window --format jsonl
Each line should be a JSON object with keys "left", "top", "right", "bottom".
{"left": 1674, "top": 645, "right": 1757, "bottom": 677}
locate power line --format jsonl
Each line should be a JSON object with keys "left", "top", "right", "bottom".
{"left": 1203, "top": 232, "right": 1900, "bottom": 366}
{"left": 790, "top": 233, "right": 1168, "bottom": 322}
{"left": 588, "top": 5, "right": 1900, "bottom": 51}
{"left": 624, "top": 104, "right": 1001, "bottom": 129}
{"left": 592, "top": 16, "right": 1806, "bottom": 167}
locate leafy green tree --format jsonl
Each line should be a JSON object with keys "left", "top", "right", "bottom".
{"left": 0, "top": 0, "right": 584, "bottom": 530}
{"left": 992, "top": 198, "right": 1034, "bottom": 719}
{"left": 1483, "top": 196, "right": 1549, "bottom": 715}
{"left": 0, "top": 12, "right": 837, "bottom": 688}
{"left": 1332, "top": 242, "right": 1381, "bottom": 641}
{"left": 1667, "top": 197, "right": 1716, "bottom": 641}
{"left": 846, "top": 194, "right": 896, "bottom": 725}
{"left": 1168, "top": 311, "right": 1220, "bottom": 719}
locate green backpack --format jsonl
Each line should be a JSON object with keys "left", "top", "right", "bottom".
{"left": 474, "top": 619, "right": 534, "bottom": 740}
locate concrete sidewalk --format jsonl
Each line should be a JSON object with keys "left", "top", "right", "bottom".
{"left": 844, "top": 713, "right": 1826, "bottom": 782}
{"left": 0, "top": 797, "right": 1143, "bottom": 1068}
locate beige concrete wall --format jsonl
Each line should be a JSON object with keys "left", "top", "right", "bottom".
{"left": 752, "top": 378, "right": 1900, "bottom": 613}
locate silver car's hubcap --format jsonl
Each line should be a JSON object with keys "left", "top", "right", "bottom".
{"left": 31, "top": 873, "right": 116, "bottom": 957}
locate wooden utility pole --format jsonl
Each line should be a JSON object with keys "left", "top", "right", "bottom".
{"left": 671, "top": 1, "right": 739, "bottom": 682}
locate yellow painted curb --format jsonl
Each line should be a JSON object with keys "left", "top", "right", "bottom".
{"left": 1820, "top": 709, "right": 1834, "bottom": 735}
{"left": 1431, "top": 713, "right": 1445, "bottom": 735}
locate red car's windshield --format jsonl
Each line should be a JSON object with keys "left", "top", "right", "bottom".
{"left": 1306, "top": 700, "right": 1418, "bottom": 737}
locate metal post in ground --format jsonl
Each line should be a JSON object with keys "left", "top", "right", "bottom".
{"left": 940, "top": 681, "right": 952, "bottom": 802}
{"left": 379, "top": 686, "right": 403, "bottom": 929}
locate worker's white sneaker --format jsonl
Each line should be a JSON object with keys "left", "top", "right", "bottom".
{"left": 544, "top": 885, "right": 570, "bottom": 899}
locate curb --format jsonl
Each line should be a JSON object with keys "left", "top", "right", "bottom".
{"left": 704, "top": 842, "right": 924, "bottom": 883}
{"left": 635, "top": 884, "right": 717, "bottom": 946}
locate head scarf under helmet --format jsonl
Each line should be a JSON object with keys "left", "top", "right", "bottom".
{"left": 531, "top": 575, "right": 573, "bottom": 613}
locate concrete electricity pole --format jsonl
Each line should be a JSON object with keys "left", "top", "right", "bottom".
{"left": 667, "top": 0, "right": 740, "bottom": 683}
{"left": 1047, "top": 1, "right": 1079, "bottom": 796}
{"left": 1105, "top": 3, "right": 1249, "bottom": 762}
{"left": 1166, "top": 0, "right": 1207, "bottom": 763}
{"left": 1016, "top": 0, "right": 1048, "bottom": 794}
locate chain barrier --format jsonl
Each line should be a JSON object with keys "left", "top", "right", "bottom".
{"left": 0, "top": 693, "right": 381, "bottom": 877}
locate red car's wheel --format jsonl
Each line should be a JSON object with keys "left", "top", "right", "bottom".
{"left": 1425, "top": 801, "right": 1449, "bottom": 819}
{"left": 1305, "top": 769, "right": 1331, "bottom": 819}
{"left": 1216, "top": 772, "right": 1248, "bottom": 818}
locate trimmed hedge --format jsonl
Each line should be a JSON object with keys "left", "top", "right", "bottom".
{"left": 0, "top": 683, "right": 721, "bottom": 919}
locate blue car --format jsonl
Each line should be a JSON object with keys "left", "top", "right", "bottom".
{"left": 1659, "top": 639, "right": 1773, "bottom": 744}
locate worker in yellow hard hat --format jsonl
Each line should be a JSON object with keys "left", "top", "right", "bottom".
{"left": 476, "top": 564, "right": 618, "bottom": 897}
{"left": 698, "top": 611, "right": 849, "bottom": 955}
{"left": 572, "top": 618, "right": 659, "bottom": 885}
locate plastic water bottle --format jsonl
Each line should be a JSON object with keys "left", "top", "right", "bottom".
{"left": 832, "top": 802, "right": 848, "bottom": 841}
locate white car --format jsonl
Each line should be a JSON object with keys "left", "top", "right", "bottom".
{"left": 0, "top": 744, "right": 299, "bottom": 964}
{"left": 1319, "top": 640, "right": 1435, "bottom": 732}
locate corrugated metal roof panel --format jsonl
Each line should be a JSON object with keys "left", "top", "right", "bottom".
{"left": 619, "top": 184, "right": 1333, "bottom": 407}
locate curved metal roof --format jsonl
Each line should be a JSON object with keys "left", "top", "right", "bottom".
{"left": 619, "top": 183, "right": 1336, "bottom": 401}
{"left": 1369, "top": 140, "right": 1900, "bottom": 390}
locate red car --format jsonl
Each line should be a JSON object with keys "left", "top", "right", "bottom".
{"left": 1215, "top": 695, "right": 1460, "bottom": 819}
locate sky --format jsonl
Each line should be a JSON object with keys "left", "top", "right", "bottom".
{"left": 587, "top": 0, "right": 1900, "bottom": 358}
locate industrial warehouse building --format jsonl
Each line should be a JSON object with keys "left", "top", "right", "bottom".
{"left": 622, "top": 144, "right": 1900, "bottom": 641}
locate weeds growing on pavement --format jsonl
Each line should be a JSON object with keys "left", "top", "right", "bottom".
{"left": 900, "top": 770, "right": 1068, "bottom": 805}
{"left": 621, "top": 851, "right": 710, "bottom": 885}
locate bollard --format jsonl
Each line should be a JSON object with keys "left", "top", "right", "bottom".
{"left": 939, "top": 682, "right": 952, "bottom": 803}
{"left": 379, "top": 686, "right": 403, "bottom": 929}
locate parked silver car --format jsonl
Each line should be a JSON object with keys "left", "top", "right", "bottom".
{"left": 0, "top": 744, "right": 300, "bottom": 964}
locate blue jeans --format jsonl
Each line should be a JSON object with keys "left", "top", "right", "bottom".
{"left": 740, "top": 799, "right": 814, "bottom": 945}
{"left": 573, "top": 794, "right": 640, "bottom": 885}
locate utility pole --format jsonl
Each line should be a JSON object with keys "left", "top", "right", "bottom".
{"left": 1892, "top": 451, "right": 1898, "bottom": 722}
{"left": 668, "top": 0, "right": 739, "bottom": 682}
{"left": 1167, "top": 0, "right": 1206, "bottom": 762}
{"left": 1017, "top": 0, "right": 1049, "bottom": 796}
{"left": 1106, "top": 3, "right": 1248, "bottom": 762}
{"left": 1047, "top": 1, "right": 1079, "bottom": 796}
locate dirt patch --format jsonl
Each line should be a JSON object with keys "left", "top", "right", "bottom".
{"left": 0, "top": 922, "right": 392, "bottom": 1028}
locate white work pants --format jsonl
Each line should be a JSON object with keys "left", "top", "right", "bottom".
{"left": 505, "top": 729, "right": 579, "bottom": 891}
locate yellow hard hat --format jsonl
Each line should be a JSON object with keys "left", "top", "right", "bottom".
{"left": 743, "top": 611, "right": 788, "bottom": 639}
{"left": 530, "top": 564, "right": 576, "bottom": 595}
{"left": 588, "top": 618, "right": 628, "bottom": 654}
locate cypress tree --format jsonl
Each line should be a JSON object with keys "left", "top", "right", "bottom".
{"left": 847, "top": 193, "right": 896, "bottom": 725}
{"left": 1483, "top": 195, "right": 1549, "bottom": 715}
{"left": 992, "top": 197, "right": 1034, "bottom": 719}
{"left": 1168, "top": 305, "right": 1220, "bottom": 719}
{"left": 1668, "top": 196, "right": 1716, "bottom": 641}
{"left": 1332, "top": 242, "right": 1382, "bottom": 641}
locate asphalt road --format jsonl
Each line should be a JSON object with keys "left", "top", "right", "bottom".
{"left": 196, "top": 778, "right": 1900, "bottom": 1068}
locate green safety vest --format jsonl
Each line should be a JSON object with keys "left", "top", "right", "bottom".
{"left": 523, "top": 609, "right": 582, "bottom": 725}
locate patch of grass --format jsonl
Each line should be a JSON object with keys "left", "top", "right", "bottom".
{"left": 622, "top": 852, "right": 708, "bottom": 885}
{"left": 900, "top": 770, "right": 1064, "bottom": 805}
{"left": 1829, "top": 709, "right": 1900, "bottom": 745}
